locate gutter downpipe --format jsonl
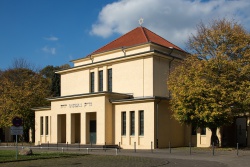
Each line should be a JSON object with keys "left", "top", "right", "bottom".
{"left": 122, "top": 47, "right": 126, "bottom": 56}
{"left": 156, "top": 99, "right": 162, "bottom": 148}
{"left": 89, "top": 55, "right": 94, "bottom": 63}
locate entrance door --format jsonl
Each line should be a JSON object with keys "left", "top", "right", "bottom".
{"left": 236, "top": 117, "right": 247, "bottom": 146}
{"left": 90, "top": 120, "right": 96, "bottom": 144}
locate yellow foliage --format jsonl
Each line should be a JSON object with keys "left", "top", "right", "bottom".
{"left": 168, "top": 18, "right": 250, "bottom": 129}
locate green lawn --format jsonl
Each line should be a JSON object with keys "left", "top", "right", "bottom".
{"left": 0, "top": 150, "right": 83, "bottom": 163}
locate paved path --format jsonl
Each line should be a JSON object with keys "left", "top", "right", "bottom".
{"left": 1, "top": 147, "right": 250, "bottom": 167}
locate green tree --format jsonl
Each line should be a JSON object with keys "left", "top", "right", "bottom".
{"left": 40, "top": 64, "right": 70, "bottom": 97}
{"left": 168, "top": 18, "right": 250, "bottom": 146}
{"left": 0, "top": 68, "right": 50, "bottom": 141}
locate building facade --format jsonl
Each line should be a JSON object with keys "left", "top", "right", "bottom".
{"left": 33, "top": 27, "right": 250, "bottom": 149}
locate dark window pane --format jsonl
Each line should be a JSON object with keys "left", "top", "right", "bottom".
{"left": 98, "top": 70, "right": 103, "bottom": 92}
{"left": 122, "top": 112, "right": 126, "bottom": 135}
{"left": 40, "top": 117, "right": 43, "bottom": 135}
{"left": 139, "top": 110, "right": 144, "bottom": 136}
{"left": 45, "top": 116, "right": 49, "bottom": 135}
{"left": 108, "top": 69, "right": 112, "bottom": 92}
{"left": 130, "top": 111, "right": 135, "bottom": 135}
{"left": 90, "top": 72, "right": 94, "bottom": 93}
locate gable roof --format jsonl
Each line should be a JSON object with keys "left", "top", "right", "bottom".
{"left": 91, "top": 26, "right": 184, "bottom": 55}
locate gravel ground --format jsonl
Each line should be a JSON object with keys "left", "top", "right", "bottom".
{"left": 1, "top": 147, "right": 250, "bottom": 167}
{"left": 0, "top": 154, "right": 227, "bottom": 167}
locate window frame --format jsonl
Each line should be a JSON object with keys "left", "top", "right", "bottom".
{"left": 107, "top": 68, "right": 112, "bottom": 92}
{"left": 130, "top": 111, "right": 135, "bottom": 136}
{"left": 90, "top": 72, "right": 94, "bottom": 93}
{"left": 98, "top": 70, "right": 103, "bottom": 92}
{"left": 121, "top": 112, "right": 126, "bottom": 136}
{"left": 139, "top": 110, "right": 144, "bottom": 136}
{"left": 45, "top": 116, "right": 49, "bottom": 135}
{"left": 40, "top": 117, "right": 44, "bottom": 135}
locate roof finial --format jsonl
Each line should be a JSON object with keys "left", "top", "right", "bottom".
{"left": 139, "top": 18, "right": 144, "bottom": 26}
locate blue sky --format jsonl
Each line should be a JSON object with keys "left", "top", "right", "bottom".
{"left": 1, "top": 0, "right": 250, "bottom": 70}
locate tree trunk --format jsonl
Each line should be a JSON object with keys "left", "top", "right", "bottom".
{"left": 210, "top": 127, "right": 219, "bottom": 147}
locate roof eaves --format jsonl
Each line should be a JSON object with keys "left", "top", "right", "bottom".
{"left": 110, "top": 96, "right": 170, "bottom": 103}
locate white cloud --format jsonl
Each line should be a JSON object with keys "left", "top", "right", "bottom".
{"left": 90, "top": 0, "right": 250, "bottom": 49}
{"left": 42, "top": 46, "right": 56, "bottom": 55}
{"left": 44, "top": 36, "right": 59, "bottom": 41}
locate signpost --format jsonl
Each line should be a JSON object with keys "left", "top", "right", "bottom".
{"left": 10, "top": 117, "right": 23, "bottom": 160}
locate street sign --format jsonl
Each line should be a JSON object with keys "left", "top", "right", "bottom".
{"left": 10, "top": 126, "right": 23, "bottom": 135}
{"left": 12, "top": 117, "right": 22, "bottom": 127}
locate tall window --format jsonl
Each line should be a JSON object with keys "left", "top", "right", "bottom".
{"left": 108, "top": 68, "right": 112, "bottom": 92}
{"left": 90, "top": 72, "right": 94, "bottom": 93}
{"left": 98, "top": 70, "right": 103, "bottom": 92}
{"left": 40, "top": 117, "right": 44, "bottom": 135}
{"left": 139, "top": 110, "right": 144, "bottom": 136}
{"left": 130, "top": 111, "right": 135, "bottom": 136}
{"left": 121, "top": 112, "right": 126, "bottom": 135}
{"left": 45, "top": 116, "right": 49, "bottom": 135}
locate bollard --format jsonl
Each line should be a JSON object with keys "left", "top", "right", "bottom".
{"left": 189, "top": 142, "right": 191, "bottom": 155}
{"left": 116, "top": 148, "right": 118, "bottom": 155}
{"left": 237, "top": 143, "right": 239, "bottom": 156}
{"left": 169, "top": 141, "right": 171, "bottom": 154}
{"left": 134, "top": 142, "right": 136, "bottom": 153}
{"left": 62, "top": 147, "right": 64, "bottom": 153}
{"left": 67, "top": 142, "right": 68, "bottom": 151}
{"left": 212, "top": 142, "right": 215, "bottom": 156}
{"left": 87, "top": 148, "right": 89, "bottom": 154}
{"left": 151, "top": 141, "right": 153, "bottom": 153}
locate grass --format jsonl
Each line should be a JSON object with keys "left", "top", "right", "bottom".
{"left": 0, "top": 150, "right": 83, "bottom": 163}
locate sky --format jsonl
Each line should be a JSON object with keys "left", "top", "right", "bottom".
{"left": 1, "top": 0, "right": 250, "bottom": 70}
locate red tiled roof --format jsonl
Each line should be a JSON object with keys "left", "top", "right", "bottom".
{"left": 91, "top": 26, "right": 184, "bottom": 55}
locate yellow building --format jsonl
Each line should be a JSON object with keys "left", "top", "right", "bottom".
{"left": 33, "top": 26, "right": 250, "bottom": 149}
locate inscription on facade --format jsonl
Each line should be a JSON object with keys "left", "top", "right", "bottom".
{"left": 60, "top": 102, "right": 92, "bottom": 108}
{"left": 69, "top": 103, "right": 82, "bottom": 108}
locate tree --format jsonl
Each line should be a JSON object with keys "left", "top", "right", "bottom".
{"left": 0, "top": 68, "right": 50, "bottom": 141}
{"left": 40, "top": 64, "right": 70, "bottom": 97}
{"left": 168, "top": 18, "right": 250, "bottom": 146}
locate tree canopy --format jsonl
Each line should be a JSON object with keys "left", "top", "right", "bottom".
{"left": 40, "top": 64, "right": 70, "bottom": 97}
{"left": 0, "top": 68, "right": 50, "bottom": 141}
{"left": 168, "top": 18, "right": 250, "bottom": 144}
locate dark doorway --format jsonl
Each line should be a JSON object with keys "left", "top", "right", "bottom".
{"left": 236, "top": 117, "right": 247, "bottom": 146}
{"left": 90, "top": 120, "right": 96, "bottom": 144}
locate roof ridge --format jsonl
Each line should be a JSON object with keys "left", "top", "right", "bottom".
{"left": 140, "top": 26, "right": 150, "bottom": 42}
{"left": 144, "top": 27, "right": 183, "bottom": 51}
{"left": 89, "top": 27, "right": 140, "bottom": 56}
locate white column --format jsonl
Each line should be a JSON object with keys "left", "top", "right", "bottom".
{"left": 103, "top": 66, "right": 107, "bottom": 91}
{"left": 94, "top": 68, "right": 98, "bottom": 92}
{"left": 66, "top": 113, "right": 71, "bottom": 144}
{"left": 81, "top": 113, "right": 86, "bottom": 144}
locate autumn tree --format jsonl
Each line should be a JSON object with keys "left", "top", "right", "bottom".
{"left": 0, "top": 68, "right": 50, "bottom": 141}
{"left": 168, "top": 18, "right": 250, "bottom": 145}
